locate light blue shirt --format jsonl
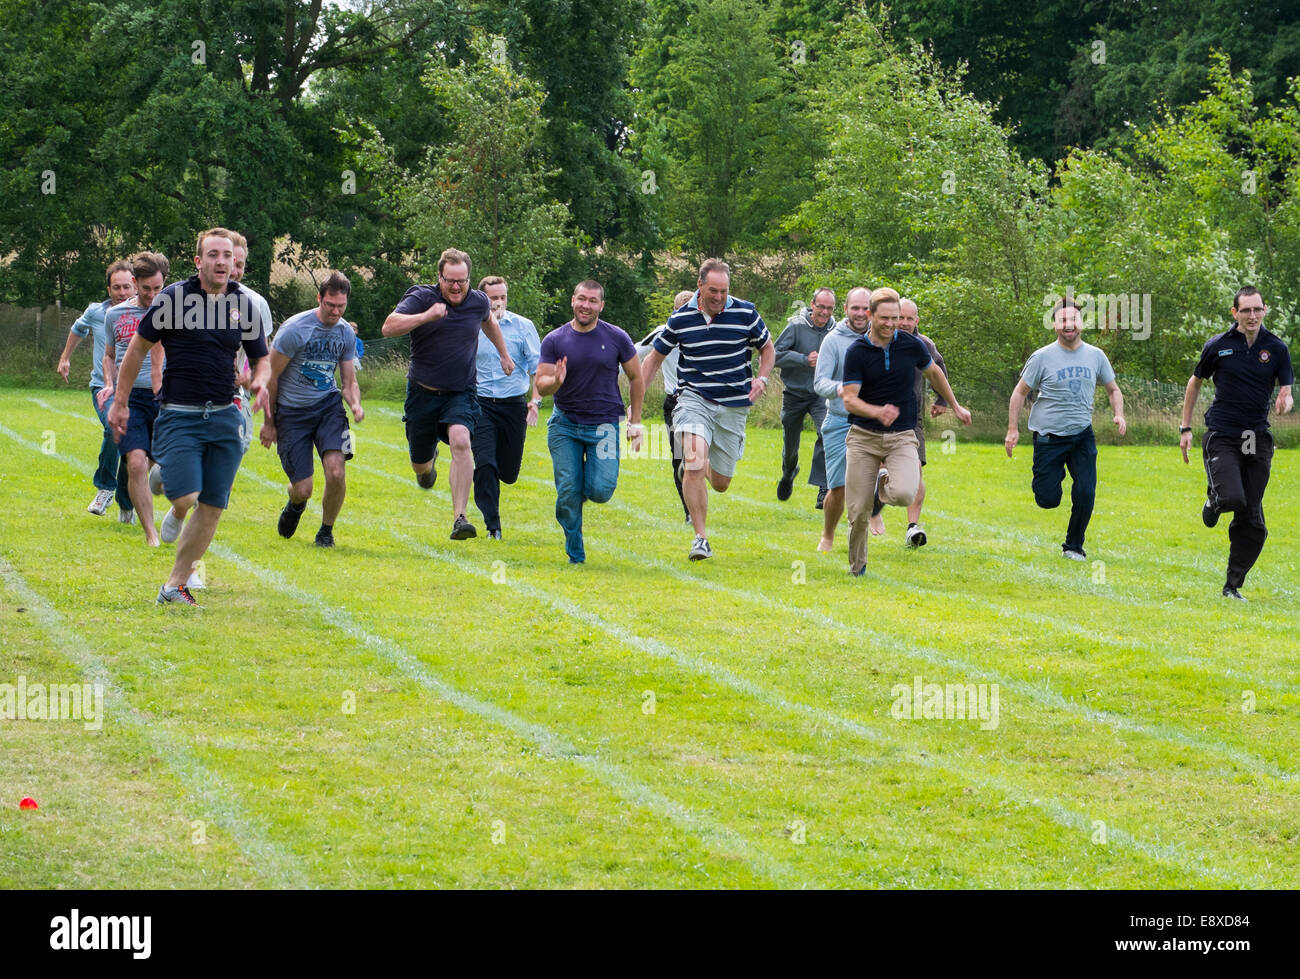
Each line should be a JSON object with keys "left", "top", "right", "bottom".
{"left": 72, "top": 299, "right": 113, "bottom": 389}
{"left": 476, "top": 310, "right": 540, "bottom": 399}
{"left": 813, "top": 320, "right": 869, "bottom": 419}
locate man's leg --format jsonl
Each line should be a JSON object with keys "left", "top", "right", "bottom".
{"left": 403, "top": 384, "right": 438, "bottom": 486}
{"left": 1225, "top": 432, "right": 1272, "bottom": 590}
{"left": 1063, "top": 428, "right": 1097, "bottom": 554}
{"left": 844, "top": 427, "right": 884, "bottom": 574}
{"left": 907, "top": 478, "right": 926, "bottom": 525}
{"left": 124, "top": 448, "right": 158, "bottom": 545}
{"left": 471, "top": 405, "right": 502, "bottom": 533}
{"left": 1203, "top": 430, "right": 1246, "bottom": 517}
{"left": 114, "top": 456, "right": 133, "bottom": 514}
{"left": 548, "top": 410, "right": 588, "bottom": 562}
{"left": 90, "top": 387, "right": 119, "bottom": 493}
{"left": 584, "top": 422, "right": 622, "bottom": 508}
{"left": 881, "top": 432, "right": 922, "bottom": 508}
{"left": 1030, "top": 434, "right": 1068, "bottom": 510}
{"left": 320, "top": 451, "right": 346, "bottom": 526}
{"left": 447, "top": 423, "right": 474, "bottom": 520}
{"left": 681, "top": 432, "right": 711, "bottom": 539}
{"left": 166, "top": 503, "right": 223, "bottom": 590}
{"left": 777, "top": 393, "right": 803, "bottom": 498}
{"left": 820, "top": 487, "right": 845, "bottom": 552}
{"left": 807, "top": 395, "right": 828, "bottom": 491}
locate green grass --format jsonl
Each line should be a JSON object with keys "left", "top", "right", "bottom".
{"left": 1, "top": 387, "right": 1297, "bottom": 888}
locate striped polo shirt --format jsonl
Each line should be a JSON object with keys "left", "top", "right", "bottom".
{"left": 654, "top": 294, "right": 770, "bottom": 407}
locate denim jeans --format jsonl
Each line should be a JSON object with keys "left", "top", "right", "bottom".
{"left": 1031, "top": 426, "right": 1097, "bottom": 553}
{"left": 90, "top": 385, "right": 129, "bottom": 509}
{"left": 547, "top": 406, "right": 621, "bottom": 562}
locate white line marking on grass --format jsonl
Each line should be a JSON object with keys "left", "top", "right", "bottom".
{"left": 208, "top": 543, "right": 804, "bottom": 888}
{"left": 0, "top": 555, "right": 312, "bottom": 889}
{"left": 377, "top": 527, "right": 1258, "bottom": 886}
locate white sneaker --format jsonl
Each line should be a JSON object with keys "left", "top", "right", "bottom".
{"left": 186, "top": 568, "right": 205, "bottom": 590}
{"left": 118, "top": 508, "right": 135, "bottom": 525}
{"left": 689, "top": 536, "right": 713, "bottom": 561}
{"left": 1062, "top": 548, "right": 1086, "bottom": 561}
{"left": 149, "top": 463, "right": 164, "bottom": 496}
{"left": 905, "top": 524, "right": 927, "bottom": 548}
{"left": 160, "top": 507, "right": 185, "bottom": 543}
{"left": 87, "top": 489, "right": 113, "bottom": 515}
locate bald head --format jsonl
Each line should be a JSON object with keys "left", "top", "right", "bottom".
{"left": 844, "top": 287, "right": 871, "bottom": 333}
{"left": 898, "top": 298, "right": 919, "bottom": 334}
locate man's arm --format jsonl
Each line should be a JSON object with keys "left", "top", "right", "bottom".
{"left": 640, "top": 347, "right": 665, "bottom": 393}
{"left": 150, "top": 343, "right": 163, "bottom": 395}
{"left": 1005, "top": 378, "right": 1033, "bottom": 457}
{"left": 56, "top": 329, "right": 84, "bottom": 383}
{"left": 1179, "top": 375, "right": 1204, "bottom": 463}
{"left": 773, "top": 322, "right": 808, "bottom": 370}
{"left": 340, "top": 357, "right": 364, "bottom": 422}
{"left": 748, "top": 340, "right": 776, "bottom": 403}
{"left": 1104, "top": 380, "right": 1126, "bottom": 437}
{"left": 1275, "top": 384, "right": 1294, "bottom": 416}
{"left": 928, "top": 340, "right": 949, "bottom": 409}
{"left": 248, "top": 355, "right": 271, "bottom": 416}
{"left": 382, "top": 301, "right": 444, "bottom": 337}
{"left": 106, "top": 335, "right": 156, "bottom": 438}
{"left": 922, "top": 362, "right": 971, "bottom": 425}
{"left": 98, "top": 349, "right": 118, "bottom": 408}
{"left": 480, "top": 311, "right": 515, "bottom": 376}
{"left": 622, "top": 354, "right": 646, "bottom": 451}
{"left": 258, "top": 349, "right": 293, "bottom": 446}
{"left": 535, "top": 360, "right": 565, "bottom": 398}
{"left": 812, "top": 337, "right": 842, "bottom": 400}
{"left": 840, "top": 382, "right": 900, "bottom": 427}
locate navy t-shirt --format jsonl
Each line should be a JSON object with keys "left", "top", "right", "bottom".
{"left": 394, "top": 284, "right": 491, "bottom": 392}
{"left": 137, "top": 276, "right": 270, "bottom": 406}
{"left": 841, "top": 330, "right": 933, "bottom": 432}
{"left": 539, "top": 320, "right": 637, "bottom": 425}
{"left": 1194, "top": 325, "right": 1294, "bottom": 432}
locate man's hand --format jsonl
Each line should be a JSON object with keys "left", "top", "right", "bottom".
{"left": 251, "top": 379, "right": 270, "bottom": 416}
{"left": 1276, "top": 388, "right": 1294, "bottom": 415}
{"left": 426, "top": 302, "right": 448, "bottom": 323}
{"left": 1114, "top": 414, "right": 1127, "bottom": 437}
{"left": 500, "top": 352, "right": 515, "bottom": 376}
{"left": 807, "top": 350, "right": 818, "bottom": 366}
{"left": 551, "top": 356, "right": 567, "bottom": 389}
{"left": 260, "top": 422, "right": 277, "bottom": 448}
{"left": 108, "top": 400, "right": 128, "bottom": 442}
{"left": 236, "top": 367, "right": 252, "bottom": 389}
{"left": 526, "top": 402, "right": 539, "bottom": 427}
{"left": 952, "top": 405, "right": 972, "bottom": 425}
{"left": 351, "top": 403, "right": 365, "bottom": 424}
{"left": 628, "top": 422, "right": 645, "bottom": 453}
{"left": 875, "top": 403, "right": 900, "bottom": 426}
{"left": 1180, "top": 429, "right": 1193, "bottom": 464}
{"left": 748, "top": 377, "right": 768, "bottom": 403}
{"left": 97, "top": 385, "right": 114, "bottom": 410}
{"left": 1005, "top": 430, "right": 1019, "bottom": 458}
{"left": 57, "top": 358, "right": 71, "bottom": 383}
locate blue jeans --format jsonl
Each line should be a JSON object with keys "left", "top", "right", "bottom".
{"left": 90, "top": 386, "right": 129, "bottom": 509}
{"left": 1031, "top": 426, "right": 1097, "bottom": 553}
{"left": 547, "top": 406, "right": 621, "bottom": 562}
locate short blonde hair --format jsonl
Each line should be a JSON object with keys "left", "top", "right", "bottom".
{"left": 195, "top": 227, "right": 236, "bottom": 257}
{"left": 869, "top": 287, "right": 900, "bottom": 313}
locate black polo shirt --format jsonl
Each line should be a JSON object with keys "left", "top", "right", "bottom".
{"left": 842, "top": 330, "right": 933, "bottom": 432}
{"left": 393, "top": 284, "right": 491, "bottom": 392}
{"left": 137, "top": 275, "right": 270, "bottom": 406}
{"left": 1193, "top": 325, "right": 1294, "bottom": 432}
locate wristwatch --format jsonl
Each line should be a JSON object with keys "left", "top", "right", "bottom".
{"left": 1179, "top": 426, "right": 1192, "bottom": 434}
{"left": 754, "top": 375, "right": 769, "bottom": 386}
{"left": 530, "top": 398, "right": 542, "bottom": 407}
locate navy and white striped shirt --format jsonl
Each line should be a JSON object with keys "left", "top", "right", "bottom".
{"left": 653, "top": 294, "right": 770, "bottom": 407}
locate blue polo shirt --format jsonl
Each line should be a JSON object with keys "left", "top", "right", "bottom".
{"left": 1194, "top": 325, "right": 1294, "bottom": 432}
{"left": 136, "top": 275, "right": 270, "bottom": 406}
{"left": 476, "top": 309, "right": 540, "bottom": 399}
{"left": 654, "top": 293, "right": 770, "bottom": 407}
{"left": 842, "top": 330, "right": 932, "bottom": 432}
{"left": 393, "top": 284, "right": 491, "bottom": 392}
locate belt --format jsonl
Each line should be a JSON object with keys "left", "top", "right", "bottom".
{"left": 478, "top": 394, "right": 527, "bottom": 405}
{"left": 161, "top": 401, "right": 236, "bottom": 418}
{"left": 417, "top": 383, "right": 462, "bottom": 395}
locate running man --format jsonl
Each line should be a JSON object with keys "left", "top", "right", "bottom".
{"left": 1006, "top": 298, "right": 1126, "bottom": 561}
{"left": 56, "top": 260, "right": 135, "bottom": 516}
{"left": 99, "top": 251, "right": 168, "bottom": 545}
{"left": 381, "top": 248, "right": 515, "bottom": 540}
{"left": 535, "top": 280, "right": 645, "bottom": 563}
{"left": 812, "top": 286, "right": 870, "bottom": 553}
{"left": 640, "top": 259, "right": 775, "bottom": 561}
{"left": 1179, "top": 286, "right": 1293, "bottom": 600}
{"left": 259, "top": 272, "right": 362, "bottom": 548}
{"left": 774, "top": 288, "right": 834, "bottom": 506}
{"left": 896, "top": 297, "right": 949, "bottom": 547}
{"left": 109, "top": 228, "right": 270, "bottom": 607}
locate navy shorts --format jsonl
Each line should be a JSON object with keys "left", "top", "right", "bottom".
{"left": 403, "top": 382, "right": 479, "bottom": 465}
{"left": 119, "top": 388, "right": 160, "bottom": 456}
{"left": 275, "top": 396, "right": 353, "bottom": 484}
{"left": 151, "top": 403, "right": 244, "bottom": 509}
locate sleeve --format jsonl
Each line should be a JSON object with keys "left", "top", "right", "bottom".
{"left": 925, "top": 336, "right": 949, "bottom": 406}
{"left": 636, "top": 325, "right": 664, "bottom": 349}
{"left": 1020, "top": 350, "right": 1044, "bottom": 391}
{"left": 909, "top": 333, "right": 932, "bottom": 372}
{"left": 71, "top": 302, "right": 98, "bottom": 337}
{"left": 1192, "top": 336, "right": 1220, "bottom": 380}
{"left": 1096, "top": 349, "right": 1116, "bottom": 386}
{"left": 520, "top": 319, "right": 541, "bottom": 375}
{"left": 258, "top": 295, "right": 275, "bottom": 344}
{"left": 136, "top": 297, "right": 163, "bottom": 343}
{"left": 652, "top": 317, "right": 679, "bottom": 356}
{"left": 750, "top": 311, "right": 771, "bottom": 349}
{"left": 241, "top": 328, "right": 270, "bottom": 361}
{"left": 538, "top": 330, "right": 558, "bottom": 367}
{"left": 842, "top": 343, "right": 865, "bottom": 388}
{"left": 1276, "top": 344, "right": 1294, "bottom": 386}
{"left": 615, "top": 327, "right": 637, "bottom": 363}
{"left": 773, "top": 320, "right": 804, "bottom": 370}
{"left": 393, "top": 285, "right": 433, "bottom": 317}
{"left": 272, "top": 319, "right": 302, "bottom": 358}
{"left": 813, "top": 335, "right": 841, "bottom": 399}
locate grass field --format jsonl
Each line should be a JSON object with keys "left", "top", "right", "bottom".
{"left": 1, "top": 386, "right": 1297, "bottom": 889}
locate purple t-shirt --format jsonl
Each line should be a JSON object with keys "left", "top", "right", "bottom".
{"left": 539, "top": 320, "right": 637, "bottom": 425}
{"left": 393, "top": 284, "right": 491, "bottom": 392}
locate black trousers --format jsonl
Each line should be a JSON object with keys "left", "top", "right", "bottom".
{"left": 472, "top": 397, "right": 529, "bottom": 532}
{"left": 663, "top": 392, "right": 689, "bottom": 517}
{"left": 780, "top": 390, "right": 827, "bottom": 489}
{"left": 1031, "top": 427, "right": 1097, "bottom": 553}
{"left": 1203, "top": 428, "right": 1273, "bottom": 589}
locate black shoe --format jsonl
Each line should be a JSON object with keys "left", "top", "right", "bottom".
{"left": 451, "top": 514, "right": 477, "bottom": 540}
{"left": 1222, "top": 586, "right": 1247, "bottom": 602}
{"left": 416, "top": 468, "right": 436, "bottom": 489}
{"left": 684, "top": 512, "right": 693, "bottom": 524}
{"left": 1202, "top": 501, "right": 1220, "bottom": 528}
{"left": 278, "top": 500, "right": 305, "bottom": 538}
{"left": 777, "top": 465, "right": 798, "bottom": 501}
{"left": 815, "top": 486, "right": 827, "bottom": 510}
{"left": 315, "top": 527, "right": 335, "bottom": 548}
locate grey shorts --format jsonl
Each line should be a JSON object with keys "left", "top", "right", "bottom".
{"left": 672, "top": 388, "right": 749, "bottom": 478}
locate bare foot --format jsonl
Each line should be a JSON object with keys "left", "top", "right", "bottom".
{"left": 817, "top": 536, "right": 833, "bottom": 553}
{"left": 869, "top": 514, "right": 885, "bottom": 536}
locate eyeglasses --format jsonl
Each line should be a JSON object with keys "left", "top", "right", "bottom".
{"left": 812, "top": 304, "right": 835, "bottom": 312}
{"left": 1238, "top": 307, "right": 1266, "bottom": 316}
{"left": 440, "top": 276, "right": 469, "bottom": 287}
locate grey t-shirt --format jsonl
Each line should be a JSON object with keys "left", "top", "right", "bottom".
{"left": 272, "top": 309, "right": 356, "bottom": 409}
{"left": 1021, "top": 340, "right": 1116, "bottom": 436}
{"left": 107, "top": 299, "right": 157, "bottom": 390}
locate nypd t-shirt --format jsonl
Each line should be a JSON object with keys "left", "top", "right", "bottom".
{"left": 1021, "top": 341, "right": 1115, "bottom": 437}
